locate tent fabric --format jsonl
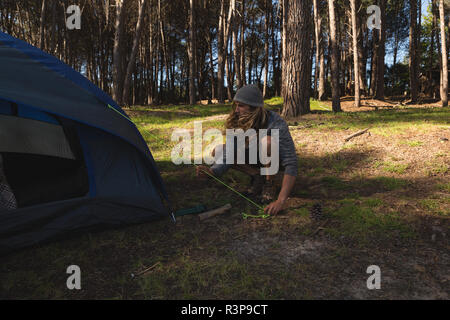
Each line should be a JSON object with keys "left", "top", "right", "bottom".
{"left": 0, "top": 31, "right": 167, "bottom": 199}
{"left": 0, "top": 31, "right": 170, "bottom": 255}
{"left": 0, "top": 115, "right": 75, "bottom": 159}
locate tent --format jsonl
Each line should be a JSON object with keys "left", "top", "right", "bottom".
{"left": 0, "top": 31, "right": 170, "bottom": 255}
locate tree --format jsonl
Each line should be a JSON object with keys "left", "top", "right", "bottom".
{"left": 313, "top": 0, "right": 326, "bottom": 101}
{"left": 39, "top": 0, "right": 46, "bottom": 50}
{"left": 376, "top": 0, "right": 386, "bottom": 100}
{"left": 263, "top": 0, "right": 271, "bottom": 98}
{"left": 112, "top": 0, "right": 126, "bottom": 105}
{"left": 438, "top": 0, "right": 448, "bottom": 106}
{"left": 409, "top": 0, "right": 419, "bottom": 103}
{"left": 188, "top": 0, "right": 196, "bottom": 105}
{"left": 233, "top": 0, "right": 241, "bottom": 89}
{"left": 217, "top": 0, "right": 225, "bottom": 103}
{"left": 122, "top": 0, "right": 147, "bottom": 106}
{"left": 281, "top": 0, "right": 312, "bottom": 118}
{"left": 350, "top": 0, "right": 360, "bottom": 107}
{"left": 328, "top": 0, "right": 341, "bottom": 112}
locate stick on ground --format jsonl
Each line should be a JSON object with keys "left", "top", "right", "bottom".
{"left": 198, "top": 203, "right": 232, "bottom": 221}
{"left": 344, "top": 128, "right": 370, "bottom": 142}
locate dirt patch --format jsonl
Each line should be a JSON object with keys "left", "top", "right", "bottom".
{"left": 229, "top": 231, "right": 326, "bottom": 265}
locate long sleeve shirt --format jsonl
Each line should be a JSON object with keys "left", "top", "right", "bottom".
{"left": 211, "top": 110, "right": 298, "bottom": 177}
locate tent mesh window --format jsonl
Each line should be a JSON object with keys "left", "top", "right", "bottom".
{"left": 0, "top": 104, "right": 89, "bottom": 208}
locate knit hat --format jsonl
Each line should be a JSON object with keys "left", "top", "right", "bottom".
{"left": 233, "top": 84, "right": 264, "bottom": 108}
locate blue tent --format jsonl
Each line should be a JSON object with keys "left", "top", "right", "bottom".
{"left": 0, "top": 31, "right": 170, "bottom": 255}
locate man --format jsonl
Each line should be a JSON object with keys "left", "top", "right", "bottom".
{"left": 196, "top": 85, "right": 298, "bottom": 215}
{"left": 0, "top": 154, "right": 17, "bottom": 211}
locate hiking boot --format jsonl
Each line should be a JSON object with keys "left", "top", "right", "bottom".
{"left": 247, "top": 174, "right": 265, "bottom": 195}
{"left": 261, "top": 179, "right": 276, "bottom": 204}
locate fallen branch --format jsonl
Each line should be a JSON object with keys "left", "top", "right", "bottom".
{"left": 344, "top": 128, "right": 370, "bottom": 142}
{"left": 131, "top": 262, "right": 161, "bottom": 278}
{"left": 198, "top": 203, "right": 232, "bottom": 221}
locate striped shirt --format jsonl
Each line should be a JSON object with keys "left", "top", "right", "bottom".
{"left": 211, "top": 110, "right": 298, "bottom": 177}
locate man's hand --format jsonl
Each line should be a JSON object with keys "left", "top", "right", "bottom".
{"left": 264, "top": 199, "right": 286, "bottom": 215}
{"left": 196, "top": 165, "right": 214, "bottom": 178}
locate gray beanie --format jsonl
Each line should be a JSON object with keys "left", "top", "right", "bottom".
{"left": 233, "top": 84, "right": 264, "bottom": 108}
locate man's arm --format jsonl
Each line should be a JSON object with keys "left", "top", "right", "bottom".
{"left": 278, "top": 173, "right": 296, "bottom": 202}
{"left": 264, "top": 173, "right": 296, "bottom": 215}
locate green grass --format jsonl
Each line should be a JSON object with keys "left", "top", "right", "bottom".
{"left": 398, "top": 140, "right": 424, "bottom": 147}
{"left": 130, "top": 102, "right": 450, "bottom": 161}
{"left": 424, "top": 163, "right": 449, "bottom": 176}
{"left": 372, "top": 177, "right": 409, "bottom": 190}
{"left": 363, "top": 198, "right": 384, "bottom": 208}
{"left": 374, "top": 160, "right": 409, "bottom": 174}
{"left": 419, "top": 199, "right": 448, "bottom": 216}
{"left": 264, "top": 96, "right": 283, "bottom": 108}
{"left": 434, "top": 152, "right": 446, "bottom": 158}
{"left": 382, "top": 161, "right": 409, "bottom": 174}
{"left": 327, "top": 201, "right": 415, "bottom": 242}
{"left": 436, "top": 182, "right": 450, "bottom": 192}
{"left": 310, "top": 99, "right": 331, "bottom": 111}
{"left": 2, "top": 101, "right": 449, "bottom": 300}
{"left": 320, "top": 176, "right": 349, "bottom": 190}
{"left": 294, "top": 207, "right": 310, "bottom": 217}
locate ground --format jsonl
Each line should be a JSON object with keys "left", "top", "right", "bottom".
{"left": 0, "top": 97, "right": 449, "bottom": 299}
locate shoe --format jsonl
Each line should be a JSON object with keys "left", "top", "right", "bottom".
{"left": 247, "top": 175, "right": 264, "bottom": 195}
{"left": 261, "top": 180, "right": 276, "bottom": 204}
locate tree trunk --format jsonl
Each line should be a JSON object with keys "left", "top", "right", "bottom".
{"left": 263, "top": 0, "right": 270, "bottom": 98}
{"left": 39, "top": 0, "right": 46, "bottom": 50}
{"left": 188, "top": 0, "right": 196, "bottom": 105}
{"left": 272, "top": 4, "right": 281, "bottom": 97}
{"left": 393, "top": 3, "right": 399, "bottom": 68}
{"left": 50, "top": 0, "right": 56, "bottom": 54}
{"left": 409, "top": 0, "right": 418, "bottom": 103}
{"left": 281, "top": 0, "right": 312, "bottom": 118}
{"left": 217, "top": 0, "right": 225, "bottom": 103}
{"left": 233, "top": 1, "right": 241, "bottom": 89}
{"left": 358, "top": 11, "right": 368, "bottom": 96}
{"left": 122, "top": 0, "right": 147, "bottom": 106}
{"left": 318, "top": 7, "right": 326, "bottom": 101}
{"left": 112, "top": 0, "right": 126, "bottom": 105}
{"left": 370, "top": 28, "right": 379, "bottom": 97}
{"left": 281, "top": 0, "right": 287, "bottom": 98}
{"left": 350, "top": 0, "right": 360, "bottom": 107}
{"left": 328, "top": 0, "right": 341, "bottom": 112}
{"left": 313, "top": 0, "right": 321, "bottom": 99}
{"left": 208, "top": 32, "right": 215, "bottom": 102}
{"left": 375, "top": 0, "right": 385, "bottom": 100}
{"left": 158, "top": 0, "right": 170, "bottom": 96}
{"left": 148, "top": 5, "right": 154, "bottom": 105}
{"left": 439, "top": 0, "right": 448, "bottom": 106}
{"left": 225, "top": 35, "right": 233, "bottom": 100}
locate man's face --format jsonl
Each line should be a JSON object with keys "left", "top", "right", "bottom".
{"left": 235, "top": 102, "right": 252, "bottom": 117}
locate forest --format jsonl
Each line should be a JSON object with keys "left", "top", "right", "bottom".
{"left": 1, "top": 0, "right": 448, "bottom": 114}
